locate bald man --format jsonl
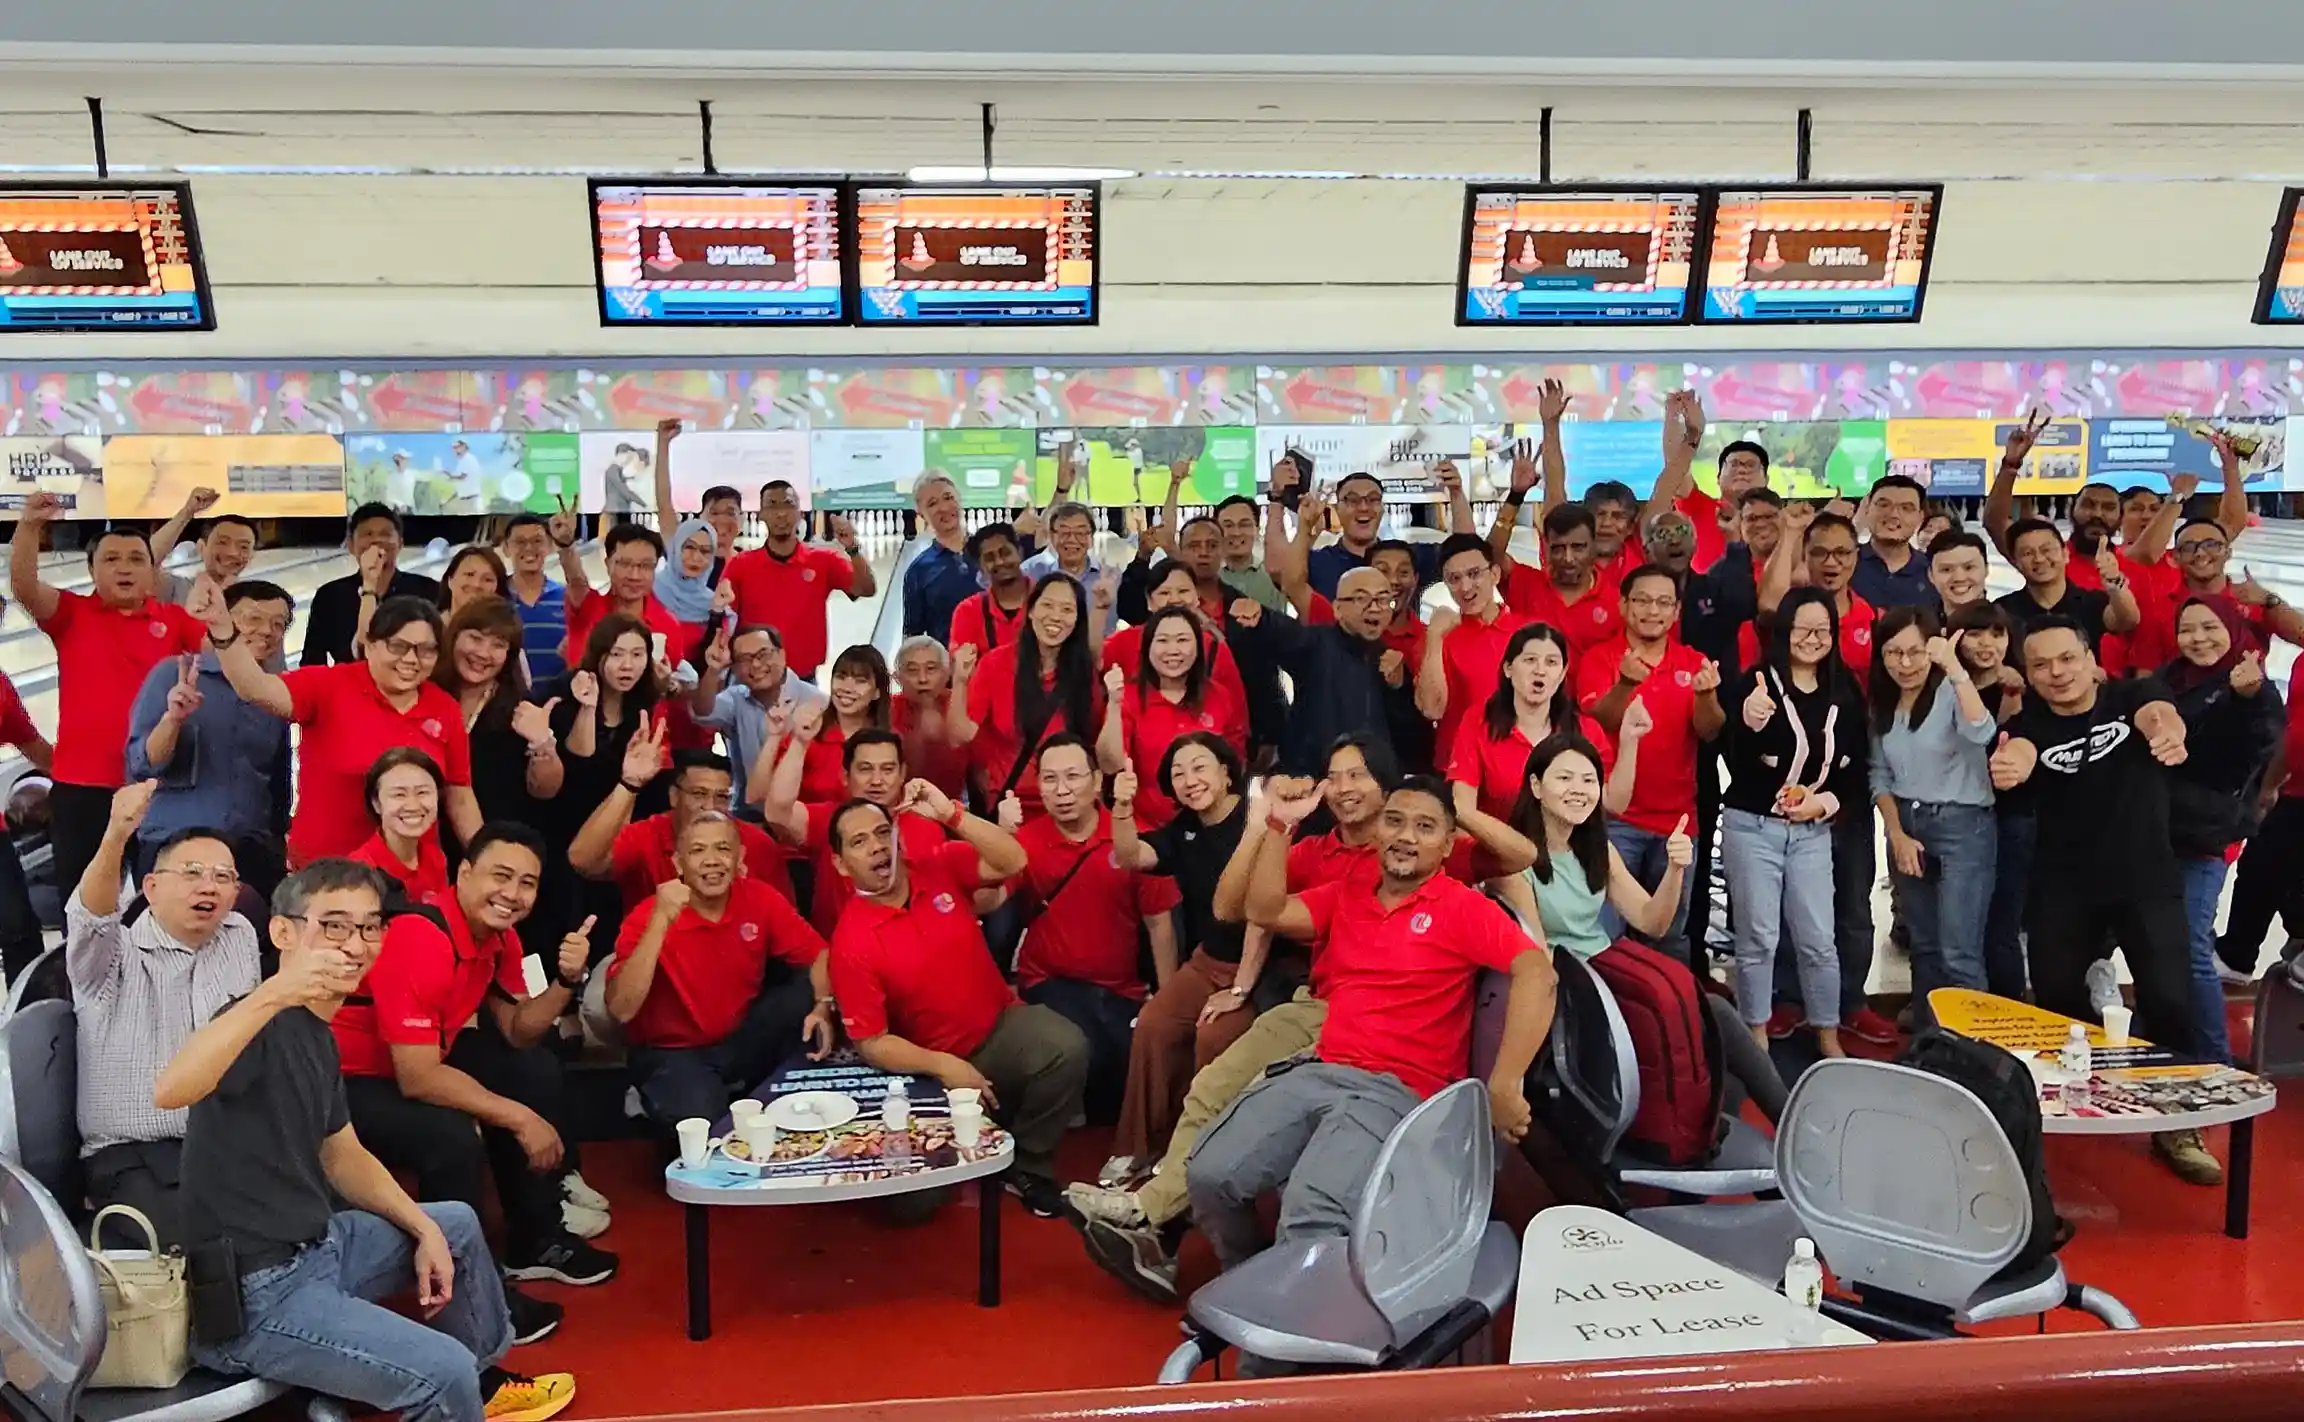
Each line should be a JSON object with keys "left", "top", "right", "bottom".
{"left": 1230, "top": 564, "right": 1427, "bottom": 773}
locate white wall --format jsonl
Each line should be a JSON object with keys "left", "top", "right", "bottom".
{"left": 43, "top": 174, "right": 2290, "bottom": 361}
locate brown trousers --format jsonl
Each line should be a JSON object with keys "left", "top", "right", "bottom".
{"left": 1110, "top": 949, "right": 1254, "bottom": 1160}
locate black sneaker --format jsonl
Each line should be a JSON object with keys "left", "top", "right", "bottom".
{"left": 504, "top": 1235, "right": 619, "bottom": 1287}
{"left": 504, "top": 1285, "right": 563, "bottom": 1345}
{"left": 1080, "top": 1217, "right": 1181, "bottom": 1303}
{"left": 1005, "top": 1175, "right": 1069, "bottom": 1220}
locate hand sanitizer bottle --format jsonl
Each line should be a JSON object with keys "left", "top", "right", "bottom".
{"left": 1783, "top": 1237, "right": 1824, "bottom": 1313}
{"left": 2058, "top": 1023, "right": 2094, "bottom": 1115}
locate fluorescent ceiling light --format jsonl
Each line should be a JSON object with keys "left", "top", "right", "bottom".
{"left": 906, "top": 165, "right": 1135, "bottom": 182}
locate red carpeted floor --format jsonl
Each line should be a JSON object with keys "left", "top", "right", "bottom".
{"left": 510, "top": 1001, "right": 2304, "bottom": 1417}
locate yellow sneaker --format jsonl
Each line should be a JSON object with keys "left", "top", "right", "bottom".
{"left": 484, "top": 1371, "right": 576, "bottom": 1422}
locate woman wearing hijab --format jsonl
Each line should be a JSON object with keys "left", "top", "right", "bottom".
{"left": 2161, "top": 596, "right": 2285, "bottom": 1069}
{"left": 654, "top": 517, "right": 727, "bottom": 752}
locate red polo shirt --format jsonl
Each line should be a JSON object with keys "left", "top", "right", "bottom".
{"left": 0, "top": 670, "right": 38, "bottom": 752}
{"left": 948, "top": 590, "right": 1030, "bottom": 659}
{"left": 334, "top": 894, "right": 524, "bottom": 1079}
{"left": 2068, "top": 544, "right": 2180, "bottom": 677}
{"left": 1009, "top": 810, "right": 1181, "bottom": 999}
{"left": 1679, "top": 488, "right": 1728, "bottom": 574}
{"left": 966, "top": 642, "right": 1103, "bottom": 813}
{"left": 349, "top": 832, "right": 451, "bottom": 904}
{"left": 721, "top": 544, "right": 856, "bottom": 676}
{"left": 1446, "top": 714, "right": 1613, "bottom": 822}
{"left": 891, "top": 691, "right": 970, "bottom": 798}
{"left": 608, "top": 811, "right": 793, "bottom": 914}
{"left": 802, "top": 800, "right": 950, "bottom": 935}
{"left": 608, "top": 877, "right": 827, "bottom": 1049}
{"left": 1119, "top": 681, "right": 1249, "bottom": 829}
{"left": 282, "top": 664, "right": 472, "bottom": 866}
{"left": 1738, "top": 592, "right": 1877, "bottom": 678}
{"left": 1501, "top": 563, "right": 1622, "bottom": 662}
{"left": 1574, "top": 637, "right": 1711, "bottom": 836}
{"left": 1100, "top": 623, "right": 1247, "bottom": 716}
{"left": 40, "top": 592, "right": 205, "bottom": 787}
{"left": 1432, "top": 605, "right": 1531, "bottom": 769}
{"left": 798, "top": 723, "right": 852, "bottom": 806}
{"left": 1298, "top": 874, "right": 1529, "bottom": 1099}
{"left": 830, "top": 840, "right": 1012, "bottom": 1056}
{"left": 1307, "top": 595, "right": 1428, "bottom": 670}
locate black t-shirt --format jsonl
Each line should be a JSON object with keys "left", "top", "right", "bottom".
{"left": 179, "top": 1001, "right": 350, "bottom": 1261}
{"left": 1996, "top": 583, "right": 2113, "bottom": 655}
{"left": 2011, "top": 676, "right": 2177, "bottom": 898}
{"left": 1146, "top": 798, "right": 1250, "bottom": 964}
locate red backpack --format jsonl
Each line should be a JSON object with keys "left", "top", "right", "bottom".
{"left": 1589, "top": 940, "right": 1723, "bottom": 1166}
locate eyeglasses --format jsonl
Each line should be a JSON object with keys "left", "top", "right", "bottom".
{"left": 1334, "top": 592, "right": 1398, "bottom": 608}
{"left": 1881, "top": 645, "right": 1930, "bottom": 663}
{"left": 1624, "top": 594, "right": 1678, "bottom": 611}
{"left": 2177, "top": 538, "right": 2229, "bottom": 556}
{"left": 379, "top": 637, "right": 438, "bottom": 663}
{"left": 1338, "top": 493, "right": 1385, "bottom": 509}
{"left": 1787, "top": 625, "right": 1834, "bottom": 642}
{"left": 733, "top": 648, "right": 781, "bottom": 666}
{"left": 286, "top": 915, "right": 386, "bottom": 943}
{"left": 152, "top": 864, "right": 239, "bottom": 887}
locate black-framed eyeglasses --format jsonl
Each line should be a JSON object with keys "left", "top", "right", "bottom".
{"left": 286, "top": 915, "right": 386, "bottom": 944}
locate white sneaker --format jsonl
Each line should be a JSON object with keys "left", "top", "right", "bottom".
{"left": 561, "top": 1200, "right": 610, "bottom": 1240}
{"left": 1096, "top": 1154, "right": 1140, "bottom": 1187}
{"left": 561, "top": 1171, "right": 610, "bottom": 1213}
{"left": 2216, "top": 958, "right": 2257, "bottom": 987}
{"left": 2085, "top": 959, "right": 2122, "bottom": 1015}
{"left": 1064, "top": 1182, "right": 1147, "bottom": 1227}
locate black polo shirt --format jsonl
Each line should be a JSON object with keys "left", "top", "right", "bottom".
{"left": 179, "top": 1002, "right": 349, "bottom": 1267}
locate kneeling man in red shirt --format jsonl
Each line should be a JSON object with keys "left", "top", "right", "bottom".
{"left": 606, "top": 813, "right": 836, "bottom": 1129}
{"left": 826, "top": 780, "right": 1085, "bottom": 1218}
{"left": 1187, "top": 775, "right": 1556, "bottom": 1277}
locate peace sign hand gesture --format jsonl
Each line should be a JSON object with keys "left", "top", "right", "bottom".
{"left": 163, "top": 655, "right": 204, "bottom": 723}
{"left": 545, "top": 494, "right": 580, "bottom": 548}
{"left": 620, "top": 710, "right": 665, "bottom": 786}
{"left": 2003, "top": 408, "right": 2052, "bottom": 467}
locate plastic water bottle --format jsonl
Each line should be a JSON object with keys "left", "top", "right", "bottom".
{"left": 1782, "top": 1237, "right": 1823, "bottom": 1313}
{"left": 880, "top": 1078, "right": 912, "bottom": 1168}
{"left": 2059, "top": 1023, "right": 2094, "bottom": 1116}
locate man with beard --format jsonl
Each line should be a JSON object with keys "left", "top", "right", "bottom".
{"left": 1995, "top": 516, "right": 2140, "bottom": 654}
{"left": 1066, "top": 736, "right": 1535, "bottom": 1301}
{"left": 69, "top": 781, "right": 261, "bottom": 1248}
{"left": 332, "top": 822, "right": 617, "bottom": 1341}
{"left": 721, "top": 479, "right": 872, "bottom": 680}
{"left": 1228, "top": 565, "right": 1420, "bottom": 775}
{"left": 1680, "top": 439, "right": 1773, "bottom": 573}
{"left": 1183, "top": 777, "right": 1553, "bottom": 1307}
{"left": 825, "top": 782, "right": 1079, "bottom": 1217}
{"left": 606, "top": 813, "right": 836, "bottom": 1128}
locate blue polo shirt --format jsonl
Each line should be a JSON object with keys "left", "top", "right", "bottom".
{"left": 1306, "top": 540, "right": 1441, "bottom": 600}
{"left": 1851, "top": 543, "right": 1934, "bottom": 610}
{"left": 902, "top": 539, "right": 982, "bottom": 645}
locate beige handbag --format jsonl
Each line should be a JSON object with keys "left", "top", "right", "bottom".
{"left": 86, "top": 1205, "right": 192, "bottom": 1389}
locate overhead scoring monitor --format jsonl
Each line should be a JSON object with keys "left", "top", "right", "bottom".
{"left": 852, "top": 182, "right": 1099, "bottom": 326}
{"left": 2251, "top": 187, "right": 2304, "bottom": 325}
{"left": 1457, "top": 186, "right": 1704, "bottom": 325}
{"left": 590, "top": 179, "right": 847, "bottom": 326}
{"left": 1699, "top": 185, "right": 1941, "bottom": 324}
{"left": 0, "top": 182, "right": 214, "bottom": 332}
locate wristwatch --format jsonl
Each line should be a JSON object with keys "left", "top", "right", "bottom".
{"left": 206, "top": 627, "right": 240, "bottom": 650}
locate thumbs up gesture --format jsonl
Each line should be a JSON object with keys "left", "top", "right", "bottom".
{"left": 1988, "top": 731, "right": 2035, "bottom": 790}
{"left": 1664, "top": 814, "right": 1693, "bottom": 870}
{"left": 1742, "top": 676, "right": 1777, "bottom": 732}
{"left": 996, "top": 790, "right": 1025, "bottom": 832}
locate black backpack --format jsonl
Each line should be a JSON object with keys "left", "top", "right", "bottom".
{"left": 1897, "top": 1028, "right": 2062, "bottom": 1280}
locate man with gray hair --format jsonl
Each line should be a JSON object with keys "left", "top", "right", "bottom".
{"left": 1022, "top": 498, "right": 1121, "bottom": 635}
{"left": 901, "top": 472, "right": 978, "bottom": 643}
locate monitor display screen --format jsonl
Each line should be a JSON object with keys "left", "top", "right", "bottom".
{"left": 0, "top": 182, "right": 213, "bottom": 332}
{"left": 1699, "top": 185, "right": 1942, "bottom": 324}
{"left": 2253, "top": 187, "right": 2304, "bottom": 325}
{"left": 1457, "top": 186, "right": 1703, "bottom": 325}
{"left": 852, "top": 182, "right": 1098, "bottom": 325}
{"left": 590, "top": 179, "right": 847, "bottom": 326}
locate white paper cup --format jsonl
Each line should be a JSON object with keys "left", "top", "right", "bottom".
{"left": 947, "top": 1088, "right": 981, "bottom": 1111}
{"left": 676, "top": 1117, "right": 711, "bottom": 1169}
{"left": 2101, "top": 1005, "right": 2132, "bottom": 1047}
{"left": 952, "top": 1104, "right": 984, "bottom": 1148}
{"left": 729, "top": 1098, "right": 764, "bottom": 1126}
{"left": 738, "top": 1117, "right": 778, "bottom": 1164}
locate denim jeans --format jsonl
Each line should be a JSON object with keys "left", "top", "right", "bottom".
{"left": 1720, "top": 809, "right": 1840, "bottom": 1029}
{"left": 1772, "top": 805, "right": 1878, "bottom": 1018}
{"left": 1602, "top": 820, "right": 1695, "bottom": 965}
{"left": 1983, "top": 810, "right": 2036, "bottom": 1000}
{"left": 193, "top": 1204, "right": 511, "bottom": 1422}
{"left": 2181, "top": 855, "right": 2235, "bottom": 1064}
{"left": 1891, "top": 801, "right": 1997, "bottom": 1000}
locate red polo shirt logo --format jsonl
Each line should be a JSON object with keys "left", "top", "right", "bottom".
{"left": 933, "top": 892, "right": 957, "bottom": 914}
{"left": 1590, "top": 605, "right": 1607, "bottom": 622}
{"left": 739, "top": 921, "right": 760, "bottom": 941}
{"left": 148, "top": 621, "right": 166, "bottom": 637}
{"left": 420, "top": 718, "right": 443, "bottom": 738}
{"left": 1674, "top": 669, "right": 1694, "bottom": 687}
{"left": 1411, "top": 911, "right": 1433, "bottom": 934}
{"left": 1853, "top": 626, "right": 1872, "bottom": 647}
{"left": 802, "top": 568, "right": 817, "bottom": 582}
{"left": 1106, "top": 848, "right": 1123, "bottom": 868}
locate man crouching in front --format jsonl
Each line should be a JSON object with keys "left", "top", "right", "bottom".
{"left": 158, "top": 858, "right": 576, "bottom": 1422}
{"left": 1185, "top": 776, "right": 1554, "bottom": 1326}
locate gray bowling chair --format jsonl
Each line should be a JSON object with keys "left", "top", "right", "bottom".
{"left": 3, "top": 945, "right": 66, "bottom": 1022}
{"left": 1154, "top": 1078, "right": 1518, "bottom": 1382}
{"left": 0, "top": 999, "right": 77, "bottom": 1207}
{"left": 1631, "top": 1057, "right": 2138, "bottom": 1337}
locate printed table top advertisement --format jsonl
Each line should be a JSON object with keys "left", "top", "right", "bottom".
{"left": 668, "top": 1059, "right": 1011, "bottom": 1194}
{"left": 1928, "top": 989, "right": 2277, "bottom": 1126}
